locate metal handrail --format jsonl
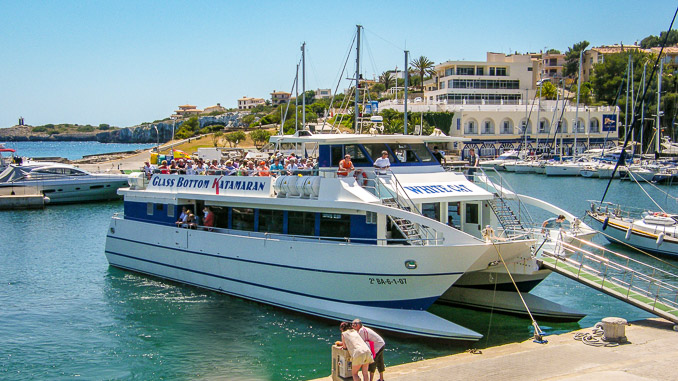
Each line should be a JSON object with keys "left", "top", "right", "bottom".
{"left": 548, "top": 236, "right": 678, "bottom": 313}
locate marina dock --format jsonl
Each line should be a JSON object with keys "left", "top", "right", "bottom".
{"left": 313, "top": 318, "right": 678, "bottom": 381}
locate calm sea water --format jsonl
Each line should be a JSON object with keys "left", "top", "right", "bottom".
{"left": 1, "top": 141, "right": 156, "bottom": 160}
{"left": 1, "top": 143, "right": 677, "bottom": 380}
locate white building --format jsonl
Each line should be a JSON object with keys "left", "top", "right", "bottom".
{"left": 380, "top": 99, "right": 619, "bottom": 157}
{"left": 238, "top": 96, "right": 266, "bottom": 110}
{"left": 425, "top": 52, "right": 540, "bottom": 106}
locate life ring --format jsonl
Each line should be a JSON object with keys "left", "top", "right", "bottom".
{"left": 354, "top": 170, "right": 368, "bottom": 186}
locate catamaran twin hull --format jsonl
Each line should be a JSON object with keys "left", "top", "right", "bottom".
{"left": 105, "top": 217, "right": 501, "bottom": 340}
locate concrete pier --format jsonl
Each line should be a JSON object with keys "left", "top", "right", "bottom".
{"left": 313, "top": 318, "right": 678, "bottom": 381}
{"left": 0, "top": 194, "right": 47, "bottom": 210}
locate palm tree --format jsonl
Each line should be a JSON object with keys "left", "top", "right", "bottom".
{"left": 410, "top": 56, "right": 435, "bottom": 90}
{"left": 379, "top": 71, "right": 394, "bottom": 90}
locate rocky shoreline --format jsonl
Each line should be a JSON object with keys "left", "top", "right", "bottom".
{"left": 0, "top": 112, "right": 245, "bottom": 143}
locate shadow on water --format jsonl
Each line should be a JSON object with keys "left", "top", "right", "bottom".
{"left": 103, "top": 266, "right": 551, "bottom": 380}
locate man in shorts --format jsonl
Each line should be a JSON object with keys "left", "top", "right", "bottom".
{"left": 353, "top": 319, "right": 386, "bottom": 381}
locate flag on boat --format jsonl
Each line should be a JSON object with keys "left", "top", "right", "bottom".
{"left": 172, "top": 149, "right": 191, "bottom": 159}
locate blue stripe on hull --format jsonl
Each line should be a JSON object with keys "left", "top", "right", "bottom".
{"left": 106, "top": 234, "right": 463, "bottom": 277}
{"left": 106, "top": 249, "right": 440, "bottom": 310}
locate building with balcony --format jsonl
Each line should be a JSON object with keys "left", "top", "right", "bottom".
{"left": 315, "top": 88, "right": 332, "bottom": 99}
{"left": 174, "top": 104, "right": 202, "bottom": 118}
{"left": 238, "top": 96, "right": 266, "bottom": 110}
{"left": 270, "top": 90, "right": 291, "bottom": 106}
{"left": 425, "top": 52, "right": 540, "bottom": 106}
{"left": 542, "top": 52, "right": 565, "bottom": 81}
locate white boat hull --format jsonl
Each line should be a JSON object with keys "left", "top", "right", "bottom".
{"left": 545, "top": 163, "right": 581, "bottom": 176}
{"left": 588, "top": 212, "right": 678, "bottom": 257}
{"left": 0, "top": 176, "right": 128, "bottom": 203}
{"left": 105, "top": 218, "right": 486, "bottom": 340}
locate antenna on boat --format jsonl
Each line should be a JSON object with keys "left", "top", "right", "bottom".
{"left": 574, "top": 50, "right": 582, "bottom": 157}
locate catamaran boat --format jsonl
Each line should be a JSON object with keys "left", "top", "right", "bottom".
{"left": 587, "top": 201, "right": 678, "bottom": 257}
{"left": 104, "top": 132, "right": 595, "bottom": 339}
{"left": 0, "top": 163, "right": 130, "bottom": 203}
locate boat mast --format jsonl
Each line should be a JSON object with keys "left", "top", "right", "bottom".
{"left": 560, "top": 82, "right": 564, "bottom": 160}
{"left": 295, "top": 62, "right": 299, "bottom": 133}
{"left": 536, "top": 80, "right": 542, "bottom": 154}
{"left": 656, "top": 59, "right": 663, "bottom": 156}
{"left": 301, "top": 42, "right": 306, "bottom": 132}
{"left": 624, "top": 56, "right": 630, "bottom": 143}
{"left": 574, "top": 50, "right": 582, "bottom": 157}
{"left": 640, "top": 61, "right": 647, "bottom": 157}
{"left": 523, "top": 88, "right": 528, "bottom": 153}
{"left": 354, "top": 25, "right": 361, "bottom": 132}
{"left": 404, "top": 50, "right": 409, "bottom": 135}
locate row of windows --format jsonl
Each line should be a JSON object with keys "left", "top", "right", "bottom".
{"left": 462, "top": 118, "right": 602, "bottom": 134}
{"left": 443, "top": 66, "right": 508, "bottom": 77}
{"left": 438, "top": 93, "right": 522, "bottom": 105}
{"left": 158, "top": 205, "right": 378, "bottom": 239}
{"left": 329, "top": 143, "right": 435, "bottom": 167}
{"left": 448, "top": 79, "right": 520, "bottom": 90}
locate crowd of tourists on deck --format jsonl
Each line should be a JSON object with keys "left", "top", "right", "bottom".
{"left": 142, "top": 152, "right": 317, "bottom": 179}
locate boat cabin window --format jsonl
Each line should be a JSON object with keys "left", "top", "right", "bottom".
{"left": 422, "top": 203, "right": 441, "bottom": 222}
{"left": 147, "top": 203, "right": 154, "bottom": 215}
{"left": 319, "top": 213, "right": 350, "bottom": 238}
{"left": 391, "top": 144, "right": 420, "bottom": 163}
{"left": 362, "top": 143, "right": 392, "bottom": 162}
{"left": 410, "top": 144, "right": 435, "bottom": 163}
{"left": 330, "top": 146, "right": 343, "bottom": 166}
{"left": 258, "top": 209, "right": 284, "bottom": 234}
{"left": 288, "top": 211, "right": 315, "bottom": 236}
{"left": 232, "top": 207, "right": 255, "bottom": 231}
{"left": 344, "top": 144, "right": 370, "bottom": 164}
{"left": 447, "top": 203, "right": 461, "bottom": 228}
{"left": 465, "top": 203, "right": 479, "bottom": 224}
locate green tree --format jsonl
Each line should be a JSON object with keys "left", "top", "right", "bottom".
{"left": 410, "top": 56, "right": 435, "bottom": 90}
{"left": 175, "top": 116, "right": 199, "bottom": 139}
{"left": 379, "top": 71, "right": 394, "bottom": 90}
{"left": 591, "top": 50, "right": 650, "bottom": 105}
{"left": 98, "top": 123, "right": 110, "bottom": 130}
{"left": 212, "top": 131, "right": 223, "bottom": 147}
{"left": 564, "top": 41, "right": 590, "bottom": 78}
{"left": 250, "top": 129, "right": 272, "bottom": 148}
{"left": 546, "top": 48, "right": 561, "bottom": 54}
{"left": 640, "top": 30, "right": 678, "bottom": 48}
{"left": 225, "top": 131, "right": 246, "bottom": 147}
{"left": 540, "top": 81, "right": 558, "bottom": 100}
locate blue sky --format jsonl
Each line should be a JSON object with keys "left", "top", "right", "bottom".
{"left": 0, "top": 0, "right": 675, "bottom": 128}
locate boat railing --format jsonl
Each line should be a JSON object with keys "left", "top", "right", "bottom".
{"left": 548, "top": 235, "right": 678, "bottom": 318}
{"left": 588, "top": 200, "right": 647, "bottom": 220}
{"left": 445, "top": 164, "right": 537, "bottom": 235}
{"left": 174, "top": 222, "right": 445, "bottom": 246}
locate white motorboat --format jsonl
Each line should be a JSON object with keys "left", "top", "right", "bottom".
{"left": 0, "top": 163, "right": 130, "bottom": 203}
{"left": 544, "top": 160, "right": 583, "bottom": 176}
{"left": 479, "top": 150, "right": 523, "bottom": 171}
{"left": 587, "top": 201, "right": 678, "bottom": 257}
{"left": 579, "top": 164, "right": 599, "bottom": 178}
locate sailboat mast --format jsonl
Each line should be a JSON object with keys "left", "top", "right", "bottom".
{"left": 302, "top": 42, "right": 306, "bottom": 131}
{"left": 404, "top": 50, "right": 409, "bottom": 135}
{"left": 624, "top": 57, "right": 630, "bottom": 143}
{"left": 354, "top": 25, "right": 361, "bottom": 132}
{"left": 536, "top": 81, "right": 542, "bottom": 153}
{"left": 656, "top": 59, "right": 663, "bottom": 155}
{"left": 295, "top": 62, "right": 299, "bottom": 133}
{"left": 559, "top": 82, "right": 564, "bottom": 160}
{"left": 640, "top": 62, "right": 647, "bottom": 157}
{"left": 574, "top": 50, "right": 582, "bottom": 156}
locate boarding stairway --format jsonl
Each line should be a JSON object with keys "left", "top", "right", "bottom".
{"left": 381, "top": 197, "right": 425, "bottom": 245}
{"left": 367, "top": 172, "right": 439, "bottom": 246}
{"left": 540, "top": 236, "right": 678, "bottom": 324}
{"left": 488, "top": 196, "right": 527, "bottom": 233}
